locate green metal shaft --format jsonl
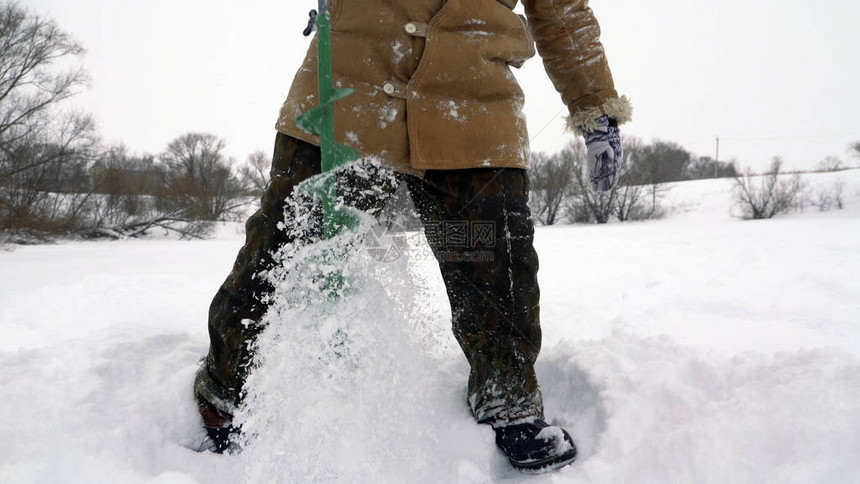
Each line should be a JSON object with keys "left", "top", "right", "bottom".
{"left": 316, "top": 2, "right": 335, "bottom": 174}
{"left": 316, "top": 6, "right": 337, "bottom": 240}
{"left": 292, "top": 0, "right": 362, "bottom": 297}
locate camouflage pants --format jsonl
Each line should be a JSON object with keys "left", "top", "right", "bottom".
{"left": 194, "top": 133, "right": 543, "bottom": 424}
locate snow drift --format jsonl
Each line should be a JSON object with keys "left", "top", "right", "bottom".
{"left": 1, "top": 170, "right": 859, "bottom": 483}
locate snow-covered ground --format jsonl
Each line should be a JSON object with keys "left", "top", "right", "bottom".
{"left": 2, "top": 170, "right": 859, "bottom": 483}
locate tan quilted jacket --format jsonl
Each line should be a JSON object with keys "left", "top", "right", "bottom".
{"left": 275, "top": 0, "right": 632, "bottom": 175}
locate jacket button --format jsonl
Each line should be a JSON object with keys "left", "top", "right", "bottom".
{"left": 382, "top": 82, "right": 395, "bottom": 95}
{"left": 404, "top": 22, "right": 417, "bottom": 34}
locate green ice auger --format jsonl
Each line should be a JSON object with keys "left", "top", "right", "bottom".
{"left": 296, "top": 0, "right": 360, "bottom": 296}
{"left": 296, "top": 0, "right": 360, "bottom": 240}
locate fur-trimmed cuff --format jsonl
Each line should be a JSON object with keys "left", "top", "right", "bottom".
{"left": 565, "top": 95, "right": 633, "bottom": 135}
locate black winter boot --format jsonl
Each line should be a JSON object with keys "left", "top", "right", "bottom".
{"left": 197, "top": 398, "right": 241, "bottom": 454}
{"left": 494, "top": 419, "right": 577, "bottom": 473}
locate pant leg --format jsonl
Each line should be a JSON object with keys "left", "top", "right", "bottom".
{"left": 194, "top": 133, "right": 398, "bottom": 415}
{"left": 405, "top": 168, "right": 544, "bottom": 424}
{"left": 194, "top": 133, "right": 323, "bottom": 415}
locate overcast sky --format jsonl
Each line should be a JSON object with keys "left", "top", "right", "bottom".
{"left": 25, "top": 0, "right": 860, "bottom": 171}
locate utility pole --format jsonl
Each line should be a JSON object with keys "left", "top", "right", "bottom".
{"left": 715, "top": 136, "right": 720, "bottom": 178}
{"left": 715, "top": 136, "right": 720, "bottom": 163}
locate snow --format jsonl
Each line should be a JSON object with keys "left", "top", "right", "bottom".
{"left": 377, "top": 104, "right": 398, "bottom": 129}
{"left": 1, "top": 169, "right": 860, "bottom": 483}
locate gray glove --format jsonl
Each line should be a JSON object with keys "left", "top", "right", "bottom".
{"left": 581, "top": 115, "right": 623, "bottom": 192}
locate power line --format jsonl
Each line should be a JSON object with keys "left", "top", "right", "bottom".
{"left": 529, "top": 106, "right": 567, "bottom": 143}
{"left": 715, "top": 133, "right": 856, "bottom": 142}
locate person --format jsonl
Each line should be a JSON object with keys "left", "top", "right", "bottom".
{"left": 193, "top": 0, "right": 631, "bottom": 473}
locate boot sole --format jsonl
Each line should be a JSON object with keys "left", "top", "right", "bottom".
{"left": 510, "top": 448, "right": 577, "bottom": 474}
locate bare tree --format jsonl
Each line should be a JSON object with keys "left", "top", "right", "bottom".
{"left": 559, "top": 141, "right": 616, "bottom": 224}
{"left": 0, "top": 4, "right": 252, "bottom": 240}
{"left": 85, "top": 145, "right": 157, "bottom": 234}
{"left": 619, "top": 139, "right": 678, "bottom": 217}
{"left": 239, "top": 150, "right": 271, "bottom": 196}
{"left": 642, "top": 183, "right": 670, "bottom": 218}
{"left": 613, "top": 137, "right": 668, "bottom": 221}
{"left": 0, "top": 1, "right": 87, "bottom": 167}
{"left": 159, "top": 132, "right": 247, "bottom": 221}
{"left": 732, "top": 158, "right": 806, "bottom": 220}
{"left": 532, "top": 136, "right": 668, "bottom": 225}
{"left": 613, "top": 137, "right": 647, "bottom": 221}
{"left": 687, "top": 156, "right": 738, "bottom": 180}
{"left": 816, "top": 156, "right": 844, "bottom": 173}
{"left": 91, "top": 143, "right": 161, "bottom": 195}
{"left": 1, "top": 112, "right": 97, "bottom": 233}
{"left": 813, "top": 182, "right": 844, "bottom": 212}
{"left": 528, "top": 150, "right": 576, "bottom": 225}
{"left": 639, "top": 140, "right": 692, "bottom": 184}
{"left": 70, "top": 143, "right": 222, "bottom": 240}
{"left": 0, "top": 2, "right": 93, "bottom": 237}
{"left": 850, "top": 141, "right": 860, "bottom": 166}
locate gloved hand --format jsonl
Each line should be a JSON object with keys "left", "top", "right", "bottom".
{"left": 580, "top": 115, "right": 623, "bottom": 192}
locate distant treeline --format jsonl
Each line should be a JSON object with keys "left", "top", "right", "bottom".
{"left": 527, "top": 138, "right": 856, "bottom": 225}
{"left": 527, "top": 138, "right": 739, "bottom": 225}
{"left": 0, "top": 2, "right": 271, "bottom": 241}
{"left": 1, "top": 1, "right": 857, "bottom": 241}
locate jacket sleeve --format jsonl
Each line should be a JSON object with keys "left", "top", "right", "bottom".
{"left": 522, "top": 0, "right": 632, "bottom": 132}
